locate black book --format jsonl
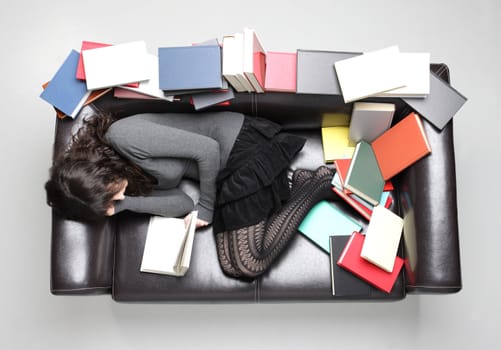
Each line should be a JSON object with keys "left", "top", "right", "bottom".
{"left": 329, "top": 235, "right": 380, "bottom": 298}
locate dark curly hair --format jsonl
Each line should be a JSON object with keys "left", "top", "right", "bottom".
{"left": 45, "top": 112, "right": 154, "bottom": 222}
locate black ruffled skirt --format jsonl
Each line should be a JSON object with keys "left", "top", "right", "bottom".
{"left": 213, "top": 116, "right": 306, "bottom": 233}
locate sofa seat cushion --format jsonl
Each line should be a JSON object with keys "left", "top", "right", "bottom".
{"left": 112, "top": 212, "right": 258, "bottom": 302}
{"left": 112, "top": 129, "right": 405, "bottom": 302}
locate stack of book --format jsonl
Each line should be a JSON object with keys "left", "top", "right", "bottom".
{"left": 40, "top": 36, "right": 466, "bottom": 125}
{"left": 313, "top": 110, "right": 433, "bottom": 295}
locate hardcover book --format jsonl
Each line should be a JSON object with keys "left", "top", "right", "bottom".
{"left": 158, "top": 44, "right": 223, "bottom": 93}
{"left": 349, "top": 102, "right": 395, "bottom": 143}
{"left": 371, "top": 112, "right": 432, "bottom": 181}
{"left": 114, "top": 87, "right": 164, "bottom": 100}
{"left": 330, "top": 235, "right": 380, "bottom": 297}
{"left": 222, "top": 34, "right": 247, "bottom": 92}
{"left": 76, "top": 41, "right": 110, "bottom": 80}
{"left": 82, "top": 41, "right": 150, "bottom": 90}
{"left": 343, "top": 141, "right": 385, "bottom": 206}
{"left": 191, "top": 87, "right": 235, "bottom": 110}
{"left": 296, "top": 49, "right": 361, "bottom": 95}
{"left": 375, "top": 52, "right": 431, "bottom": 98}
{"left": 321, "top": 126, "right": 355, "bottom": 163}
{"left": 140, "top": 211, "right": 198, "bottom": 276}
{"left": 298, "top": 200, "right": 362, "bottom": 253}
{"left": 120, "top": 54, "right": 173, "bottom": 100}
{"left": 337, "top": 232, "right": 404, "bottom": 293}
{"left": 243, "top": 27, "right": 266, "bottom": 92}
{"left": 264, "top": 51, "right": 297, "bottom": 92}
{"left": 40, "top": 50, "right": 91, "bottom": 119}
{"left": 334, "top": 45, "right": 406, "bottom": 103}
{"left": 402, "top": 71, "right": 468, "bottom": 130}
{"left": 360, "top": 205, "right": 404, "bottom": 272}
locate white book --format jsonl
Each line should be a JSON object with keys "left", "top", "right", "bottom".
{"left": 360, "top": 205, "right": 403, "bottom": 272}
{"left": 222, "top": 35, "right": 246, "bottom": 92}
{"left": 120, "top": 54, "right": 173, "bottom": 101}
{"left": 140, "top": 211, "right": 198, "bottom": 277}
{"left": 349, "top": 102, "right": 395, "bottom": 143}
{"left": 82, "top": 41, "right": 150, "bottom": 90}
{"left": 375, "top": 52, "right": 430, "bottom": 97}
{"left": 334, "top": 45, "right": 406, "bottom": 103}
{"left": 233, "top": 32, "right": 255, "bottom": 92}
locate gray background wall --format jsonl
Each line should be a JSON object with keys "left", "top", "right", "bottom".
{"left": 1, "top": 0, "right": 498, "bottom": 348}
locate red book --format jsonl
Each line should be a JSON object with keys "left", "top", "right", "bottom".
{"left": 337, "top": 232, "right": 404, "bottom": 293}
{"left": 334, "top": 158, "right": 351, "bottom": 186}
{"left": 77, "top": 41, "right": 111, "bottom": 80}
{"left": 371, "top": 112, "right": 432, "bottom": 181}
{"left": 332, "top": 187, "right": 372, "bottom": 221}
{"left": 77, "top": 41, "right": 139, "bottom": 87}
{"left": 264, "top": 51, "right": 297, "bottom": 92}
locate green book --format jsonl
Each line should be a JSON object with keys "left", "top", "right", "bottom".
{"left": 298, "top": 200, "right": 362, "bottom": 253}
{"left": 343, "top": 141, "right": 384, "bottom": 206}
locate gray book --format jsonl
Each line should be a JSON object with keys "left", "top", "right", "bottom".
{"left": 402, "top": 71, "right": 467, "bottom": 130}
{"left": 296, "top": 49, "right": 361, "bottom": 95}
{"left": 192, "top": 87, "right": 235, "bottom": 111}
{"left": 349, "top": 102, "right": 395, "bottom": 143}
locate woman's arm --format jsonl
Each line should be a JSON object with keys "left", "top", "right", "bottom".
{"left": 114, "top": 189, "right": 194, "bottom": 218}
{"left": 105, "top": 116, "right": 220, "bottom": 223}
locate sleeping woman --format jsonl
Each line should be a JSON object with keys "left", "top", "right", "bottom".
{"left": 45, "top": 111, "right": 335, "bottom": 278}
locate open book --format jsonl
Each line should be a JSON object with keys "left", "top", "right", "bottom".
{"left": 140, "top": 211, "right": 198, "bottom": 277}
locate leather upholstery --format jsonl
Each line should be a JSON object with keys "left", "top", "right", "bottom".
{"left": 49, "top": 64, "right": 462, "bottom": 301}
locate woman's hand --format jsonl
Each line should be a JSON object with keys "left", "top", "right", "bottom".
{"left": 184, "top": 213, "right": 209, "bottom": 229}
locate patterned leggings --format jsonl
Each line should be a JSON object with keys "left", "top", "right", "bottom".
{"left": 215, "top": 166, "right": 335, "bottom": 278}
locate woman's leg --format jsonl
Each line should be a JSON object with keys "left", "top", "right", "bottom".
{"left": 215, "top": 166, "right": 335, "bottom": 278}
{"left": 215, "top": 168, "right": 315, "bottom": 277}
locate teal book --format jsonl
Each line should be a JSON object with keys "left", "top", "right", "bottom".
{"left": 343, "top": 141, "right": 385, "bottom": 206}
{"left": 298, "top": 200, "right": 362, "bottom": 253}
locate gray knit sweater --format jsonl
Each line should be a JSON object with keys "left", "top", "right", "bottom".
{"left": 104, "top": 111, "right": 245, "bottom": 222}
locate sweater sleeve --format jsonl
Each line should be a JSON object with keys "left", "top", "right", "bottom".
{"left": 114, "top": 189, "right": 194, "bottom": 218}
{"left": 105, "top": 117, "right": 220, "bottom": 223}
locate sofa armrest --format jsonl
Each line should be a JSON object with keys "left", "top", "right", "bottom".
{"left": 50, "top": 211, "right": 115, "bottom": 294}
{"left": 397, "top": 64, "right": 462, "bottom": 293}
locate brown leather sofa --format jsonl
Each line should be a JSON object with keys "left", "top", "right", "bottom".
{"left": 49, "top": 64, "right": 461, "bottom": 302}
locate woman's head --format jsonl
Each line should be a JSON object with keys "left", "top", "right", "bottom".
{"left": 45, "top": 159, "right": 128, "bottom": 221}
{"left": 45, "top": 112, "right": 154, "bottom": 222}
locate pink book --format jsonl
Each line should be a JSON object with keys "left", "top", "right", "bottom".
{"left": 113, "top": 87, "right": 160, "bottom": 100}
{"left": 264, "top": 52, "right": 297, "bottom": 92}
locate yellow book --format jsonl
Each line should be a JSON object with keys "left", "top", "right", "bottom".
{"left": 321, "top": 126, "right": 355, "bottom": 163}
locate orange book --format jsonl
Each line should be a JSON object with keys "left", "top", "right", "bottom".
{"left": 371, "top": 112, "right": 431, "bottom": 181}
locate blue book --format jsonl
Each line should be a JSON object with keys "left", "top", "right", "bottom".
{"left": 158, "top": 45, "right": 223, "bottom": 93}
{"left": 298, "top": 200, "right": 362, "bottom": 253}
{"left": 40, "top": 50, "right": 90, "bottom": 118}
